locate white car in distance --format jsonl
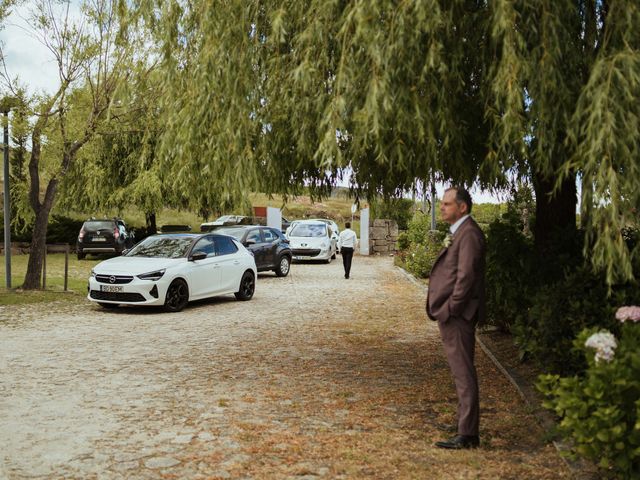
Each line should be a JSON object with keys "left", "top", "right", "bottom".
{"left": 88, "top": 233, "right": 257, "bottom": 312}
{"left": 287, "top": 220, "right": 337, "bottom": 263}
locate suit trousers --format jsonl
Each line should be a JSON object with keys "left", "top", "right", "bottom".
{"left": 341, "top": 247, "right": 354, "bottom": 278}
{"left": 438, "top": 315, "right": 479, "bottom": 436}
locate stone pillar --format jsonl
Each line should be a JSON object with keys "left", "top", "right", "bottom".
{"left": 369, "top": 219, "right": 399, "bottom": 255}
{"left": 359, "top": 208, "right": 370, "bottom": 255}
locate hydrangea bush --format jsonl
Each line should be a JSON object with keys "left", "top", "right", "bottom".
{"left": 538, "top": 306, "right": 640, "bottom": 478}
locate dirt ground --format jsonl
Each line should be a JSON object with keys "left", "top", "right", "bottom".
{"left": 0, "top": 255, "right": 572, "bottom": 479}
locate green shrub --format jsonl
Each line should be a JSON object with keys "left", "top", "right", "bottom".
{"left": 46, "top": 215, "right": 85, "bottom": 245}
{"left": 396, "top": 231, "right": 410, "bottom": 251}
{"left": 404, "top": 230, "right": 445, "bottom": 279}
{"left": 472, "top": 202, "right": 507, "bottom": 226}
{"left": 538, "top": 311, "right": 640, "bottom": 479}
{"left": 485, "top": 219, "right": 535, "bottom": 332}
{"left": 515, "top": 266, "right": 636, "bottom": 375}
{"left": 512, "top": 261, "right": 640, "bottom": 375}
{"left": 404, "top": 213, "right": 448, "bottom": 246}
{"left": 371, "top": 197, "right": 415, "bottom": 230}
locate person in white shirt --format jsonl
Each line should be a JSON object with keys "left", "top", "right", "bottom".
{"left": 338, "top": 222, "right": 358, "bottom": 279}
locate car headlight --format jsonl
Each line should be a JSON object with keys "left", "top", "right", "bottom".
{"left": 321, "top": 241, "right": 328, "bottom": 249}
{"left": 90, "top": 269, "right": 96, "bottom": 278}
{"left": 137, "top": 269, "right": 166, "bottom": 281}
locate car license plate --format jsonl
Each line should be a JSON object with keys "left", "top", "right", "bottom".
{"left": 100, "top": 285, "right": 123, "bottom": 293}
{"left": 93, "top": 236, "right": 107, "bottom": 242}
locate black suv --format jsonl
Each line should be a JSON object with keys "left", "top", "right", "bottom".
{"left": 76, "top": 218, "right": 135, "bottom": 260}
{"left": 215, "top": 225, "right": 292, "bottom": 277}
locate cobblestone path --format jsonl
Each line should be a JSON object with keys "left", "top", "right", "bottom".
{"left": 0, "top": 256, "right": 569, "bottom": 479}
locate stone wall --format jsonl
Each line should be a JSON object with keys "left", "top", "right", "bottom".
{"left": 369, "top": 219, "right": 398, "bottom": 254}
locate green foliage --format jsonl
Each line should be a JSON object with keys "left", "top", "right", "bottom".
{"left": 371, "top": 197, "right": 415, "bottom": 230}
{"left": 484, "top": 219, "right": 535, "bottom": 332}
{"left": 396, "top": 232, "right": 409, "bottom": 251}
{"left": 538, "top": 321, "right": 640, "bottom": 478}
{"left": 515, "top": 267, "right": 639, "bottom": 375}
{"left": 502, "top": 183, "right": 535, "bottom": 233}
{"left": 121, "top": 0, "right": 640, "bottom": 286}
{"left": 471, "top": 202, "right": 508, "bottom": 228}
{"left": 404, "top": 230, "right": 446, "bottom": 279}
{"left": 45, "top": 215, "right": 85, "bottom": 245}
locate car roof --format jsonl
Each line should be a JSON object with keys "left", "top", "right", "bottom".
{"left": 295, "top": 218, "right": 327, "bottom": 225}
{"left": 152, "top": 233, "right": 231, "bottom": 239}
{"left": 216, "top": 225, "right": 274, "bottom": 230}
{"left": 307, "top": 218, "right": 337, "bottom": 224}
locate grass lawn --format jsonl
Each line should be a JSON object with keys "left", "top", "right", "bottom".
{"left": 0, "top": 253, "right": 103, "bottom": 305}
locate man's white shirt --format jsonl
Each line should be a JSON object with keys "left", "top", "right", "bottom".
{"left": 338, "top": 228, "right": 358, "bottom": 249}
{"left": 450, "top": 215, "right": 470, "bottom": 235}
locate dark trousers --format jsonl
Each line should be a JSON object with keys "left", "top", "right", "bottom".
{"left": 341, "top": 247, "right": 354, "bottom": 278}
{"left": 438, "top": 315, "right": 479, "bottom": 436}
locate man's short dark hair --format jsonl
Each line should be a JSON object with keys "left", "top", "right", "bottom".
{"left": 447, "top": 186, "right": 473, "bottom": 214}
{"left": 345, "top": 222, "right": 351, "bottom": 228}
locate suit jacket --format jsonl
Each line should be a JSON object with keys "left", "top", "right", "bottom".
{"left": 427, "top": 217, "right": 486, "bottom": 324}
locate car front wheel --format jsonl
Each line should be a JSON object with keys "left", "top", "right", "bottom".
{"left": 234, "top": 271, "right": 255, "bottom": 301}
{"left": 164, "top": 279, "right": 189, "bottom": 312}
{"left": 275, "top": 256, "right": 291, "bottom": 277}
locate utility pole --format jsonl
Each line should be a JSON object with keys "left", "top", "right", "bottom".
{"left": 1, "top": 96, "right": 19, "bottom": 289}
{"left": 430, "top": 183, "right": 437, "bottom": 231}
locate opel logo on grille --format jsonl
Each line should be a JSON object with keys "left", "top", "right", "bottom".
{"left": 109, "top": 276, "right": 116, "bottom": 284}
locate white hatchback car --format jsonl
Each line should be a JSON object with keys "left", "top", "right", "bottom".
{"left": 287, "top": 220, "right": 337, "bottom": 263}
{"left": 88, "top": 233, "right": 257, "bottom": 312}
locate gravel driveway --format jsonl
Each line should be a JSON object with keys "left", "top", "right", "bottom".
{"left": 0, "top": 255, "right": 569, "bottom": 479}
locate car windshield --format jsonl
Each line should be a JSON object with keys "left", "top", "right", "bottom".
{"left": 290, "top": 224, "right": 326, "bottom": 237}
{"left": 215, "top": 215, "right": 233, "bottom": 222}
{"left": 126, "top": 236, "right": 194, "bottom": 258}
{"left": 215, "top": 228, "right": 244, "bottom": 240}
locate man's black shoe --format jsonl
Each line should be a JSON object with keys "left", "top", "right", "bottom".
{"left": 435, "top": 435, "right": 479, "bottom": 449}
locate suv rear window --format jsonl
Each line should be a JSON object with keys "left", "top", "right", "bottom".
{"left": 84, "top": 221, "right": 115, "bottom": 230}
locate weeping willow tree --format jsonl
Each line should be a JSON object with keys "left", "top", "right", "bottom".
{"left": 134, "top": 0, "right": 639, "bottom": 283}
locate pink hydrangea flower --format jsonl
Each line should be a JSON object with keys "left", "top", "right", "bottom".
{"left": 615, "top": 306, "right": 640, "bottom": 323}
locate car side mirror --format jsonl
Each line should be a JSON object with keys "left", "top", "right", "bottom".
{"left": 190, "top": 252, "right": 207, "bottom": 261}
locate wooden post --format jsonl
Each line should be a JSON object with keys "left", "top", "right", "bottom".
{"left": 64, "top": 244, "right": 69, "bottom": 291}
{"left": 42, "top": 244, "right": 47, "bottom": 290}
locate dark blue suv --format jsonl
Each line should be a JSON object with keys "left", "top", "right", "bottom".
{"left": 215, "top": 225, "right": 292, "bottom": 277}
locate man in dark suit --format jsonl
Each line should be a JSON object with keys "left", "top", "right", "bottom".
{"left": 427, "top": 186, "right": 486, "bottom": 449}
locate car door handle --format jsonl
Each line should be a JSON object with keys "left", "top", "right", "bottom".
{"left": 233, "top": 260, "right": 240, "bottom": 264}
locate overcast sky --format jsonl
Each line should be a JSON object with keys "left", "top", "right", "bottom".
{"left": 0, "top": 5, "right": 503, "bottom": 204}
{"left": 0, "top": 4, "right": 69, "bottom": 95}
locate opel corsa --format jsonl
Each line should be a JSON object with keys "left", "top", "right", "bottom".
{"left": 87, "top": 233, "right": 257, "bottom": 312}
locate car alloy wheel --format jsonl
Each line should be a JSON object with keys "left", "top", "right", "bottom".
{"left": 275, "top": 256, "right": 290, "bottom": 277}
{"left": 164, "top": 279, "right": 189, "bottom": 312}
{"left": 234, "top": 271, "right": 255, "bottom": 301}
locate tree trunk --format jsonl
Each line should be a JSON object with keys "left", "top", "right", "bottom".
{"left": 146, "top": 212, "right": 157, "bottom": 235}
{"left": 22, "top": 206, "right": 52, "bottom": 289}
{"left": 532, "top": 171, "right": 577, "bottom": 252}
